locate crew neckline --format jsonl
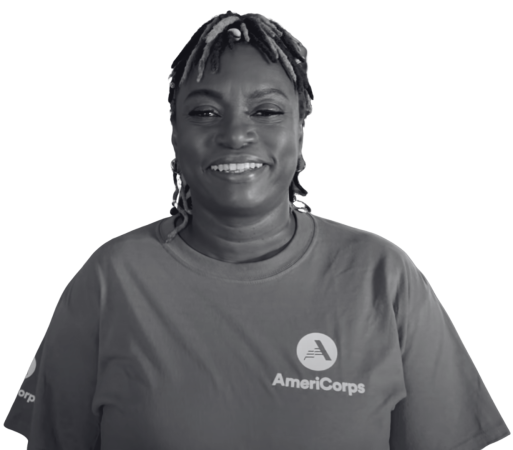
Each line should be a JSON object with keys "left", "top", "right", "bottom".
{"left": 156, "top": 209, "right": 316, "bottom": 282}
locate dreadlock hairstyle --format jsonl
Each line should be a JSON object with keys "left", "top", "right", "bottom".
{"left": 166, "top": 11, "right": 314, "bottom": 243}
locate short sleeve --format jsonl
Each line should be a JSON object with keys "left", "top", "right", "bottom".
{"left": 3, "top": 251, "right": 104, "bottom": 450}
{"left": 390, "top": 255, "right": 511, "bottom": 449}
{"left": 3, "top": 337, "right": 44, "bottom": 441}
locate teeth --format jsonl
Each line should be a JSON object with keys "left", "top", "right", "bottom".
{"left": 210, "top": 162, "right": 264, "bottom": 172}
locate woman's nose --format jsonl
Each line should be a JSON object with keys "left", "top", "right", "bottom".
{"left": 217, "top": 117, "right": 256, "bottom": 149}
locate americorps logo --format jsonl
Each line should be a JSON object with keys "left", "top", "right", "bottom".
{"left": 18, "top": 357, "right": 37, "bottom": 403}
{"left": 272, "top": 332, "right": 366, "bottom": 396}
{"left": 25, "top": 357, "right": 37, "bottom": 379}
{"left": 297, "top": 332, "right": 338, "bottom": 371}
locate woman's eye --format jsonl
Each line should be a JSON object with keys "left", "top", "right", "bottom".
{"left": 189, "top": 110, "right": 218, "bottom": 117}
{"left": 189, "top": 109, "right": 283, "bottom": 117}
{"left": 257, "top": 109, "right": 283, "bottom": 115}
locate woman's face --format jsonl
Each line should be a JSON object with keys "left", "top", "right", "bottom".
{"left": 172, "top": 43, "right": 303, "bottom": 217}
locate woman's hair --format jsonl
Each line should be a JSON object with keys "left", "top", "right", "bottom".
{"left": 167, "top": 11, "right": 314, "bottom": 242}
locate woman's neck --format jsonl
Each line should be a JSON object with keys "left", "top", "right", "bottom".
{"left": 175, "top": 205, "right": 297, "bottom": 263}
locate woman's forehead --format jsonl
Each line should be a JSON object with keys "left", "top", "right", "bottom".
{"left": 178, "top": 43, "right": 297, "bottom": 102}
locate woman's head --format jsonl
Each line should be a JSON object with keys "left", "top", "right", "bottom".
{"left": 166, "top": 12, "right": 314, "bottom": 242}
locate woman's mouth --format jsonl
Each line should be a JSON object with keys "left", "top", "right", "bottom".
{"left": 207, "top": 163, "right": 269, "bottom": 182}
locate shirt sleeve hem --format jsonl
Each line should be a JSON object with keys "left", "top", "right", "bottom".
{"left": 450, "top": 422, "right": 511, "bottom": 450}
{"left": 4, "top": 421, "right": 28, "bottom": 442}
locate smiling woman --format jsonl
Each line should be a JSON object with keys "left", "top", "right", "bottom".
{"left": 165, "top": 12, "right": 314, "bottom": 262}
{"left": 3, "top": 10, "right": 510, "bottom": 450}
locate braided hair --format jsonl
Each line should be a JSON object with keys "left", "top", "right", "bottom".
{"left": 167, "top": 11, "right": 314, "bottom": 242}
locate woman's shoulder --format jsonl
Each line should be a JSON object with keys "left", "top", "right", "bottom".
{"left": 310, "top": 212, "right": 414, "bottom": 270}
{"left": 79, "top": 218, "right": 165, "bottom": 270}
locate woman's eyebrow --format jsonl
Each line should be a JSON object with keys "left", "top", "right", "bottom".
{"left": 184, "top": 87, "right": 289, "bottom": 102}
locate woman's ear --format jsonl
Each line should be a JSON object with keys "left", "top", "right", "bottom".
{"left": 298, "top": 122, "right": 304, "bottom": 154}
{"left": 171, "top": 128, "right": 178, "bottom": 150}
{"left": 171, "top": 103, "right": 178, "bottom": 146}
{"left": 169, "top": 114, "right": 178, "bottom": 148}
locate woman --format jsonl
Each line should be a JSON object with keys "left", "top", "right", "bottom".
{"left": 4, "top": 11, "right": 510, "bottom": 450}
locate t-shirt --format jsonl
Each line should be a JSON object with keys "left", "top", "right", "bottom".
{"left": 4, "top": 209, "right": 510, "bottom": 449}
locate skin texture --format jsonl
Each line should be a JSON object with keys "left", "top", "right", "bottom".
{"left": 170, "top": 43, "right": 304, "bottom": 263}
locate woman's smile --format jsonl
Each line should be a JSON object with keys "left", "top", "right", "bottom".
{"left": 207, "top": 162, "right": 270, "bottom": 183}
